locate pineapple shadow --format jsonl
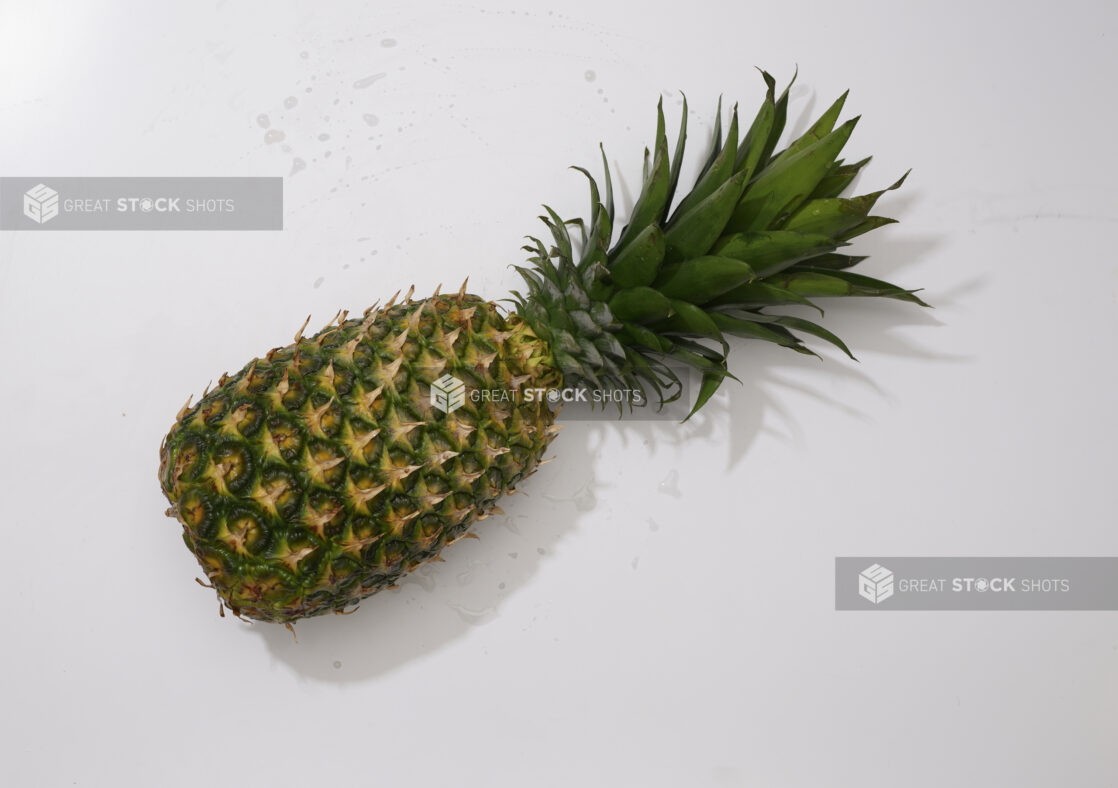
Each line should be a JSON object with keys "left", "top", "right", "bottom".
{"left": 255, "top": 228, "right": 957, "bottom": 681}
{"left": 252, "top": 417, "right": 615, "bottom": 682}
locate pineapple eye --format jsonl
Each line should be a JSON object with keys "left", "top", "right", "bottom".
{"left": 228, "top": 401, "right": 263, "bottom": 436}
{"left": 196, "top": 396, "right": 228, "bottom": 425}
{"left": 273, "top": 425, "right": 295, "bottom": 448}
{"left": 221, "top": 513, "right": 267, "bottom": 556}
{"left": 293, "top": 353, "right": 320, "bottom": 377}
{"left": 244, "top": 366, "right": 274, "bottom": 394}
{"left": 177, "top": 488, "right": 211, "bottom": 535}
{"left": 170, "top": 435, "right": 208, "bottom": 486}
{"left": 316, "top": 399, "right": 343, "bottom": 437}
{"left": 307, "top": 441, "right": 347, "bottom": 487}
{"left": 253, "top": 470, "right": 299, "bottom": 519}
{"left": 330, "top": 365, "right": 353, "bottom": 396}
{"left": 351, "top": 342, "right": 374, "bottom": 367}
{"left": 266, "top": 416, "right": 304, "bottom": 462}
{"left": 280, "top": 376, "right": 307, "bottom": 411}
{"left": 211, "top": 442, "right": 255, "bottom": 496}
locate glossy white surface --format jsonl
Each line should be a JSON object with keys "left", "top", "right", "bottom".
{"left": 2, "top": 1, "right": 1116, "bottom": 785}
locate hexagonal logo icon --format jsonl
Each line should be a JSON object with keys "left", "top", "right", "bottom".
{"left": 431, "top": 373, "right": 466, "bottom": 414}
{"left": 24, "top": 183, "right": 60, "bottom": 224}
{"left": 858, "top": 563, "right": 894, "bottom": 604}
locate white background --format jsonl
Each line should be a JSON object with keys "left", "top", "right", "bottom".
{"left": 2, "top": 1, "right": 1116, "bottom": 785}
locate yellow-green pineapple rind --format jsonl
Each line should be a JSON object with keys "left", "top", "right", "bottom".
{"left": 159, "top": 294, "right": 561, "bottom": 622}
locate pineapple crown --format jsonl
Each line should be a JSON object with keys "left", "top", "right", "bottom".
{"left": 510, "top": 69, "right": 926, "bottom": 418}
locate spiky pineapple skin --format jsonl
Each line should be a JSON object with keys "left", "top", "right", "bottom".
{"left": 159, "top": 294, "right": 561, "bottom": 622}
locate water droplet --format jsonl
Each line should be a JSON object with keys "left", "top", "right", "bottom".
{"left": 353, "top": 73, "right": 386, "bottom": 89}
{"left": 584, "top": 70, "right": 596, "bottom": 82}
{"left": 411, "top": 565, "right": 437, "bottom": 592}
{"left": 498, "top": 582, "right": 506, "bottom": 590}
{"left": 631, "top": 556, "right": 640, "bottom": 570}
{"left": 256, "top": 114, "right": 271, "bottom": 129}
{"left": 648, "top": 518, "right": 660, "bottom": 532}
{"left": 536, "top": 547, "right": 546, "bottom": 555}
{"left": 363, "top": 113, "right": 379, "bottom": 126}
{"left": 313, "top": 276, "right": 324, "bottom": 288}
{"left": 381, "top": 38, "right": 397, "bottom": 47}
{"left": 289, "top": 157, "right": 306, "bottom": 176}
{"left": 573, "top": 484, "right": 596, "bottom": 511}
{"left": 264, "top": 129, "right": 286, "bottom": 144}
{"left": 284, "top": 96, "right": 298, "bottom": 109}
{"left": 447, "top": 603, "right": 493, "bottom": 624}
{"left": 508, "top": 552, "right": 518, "bottom": 559}
{"left": 332, "top": 660, "right": 342, "bottom": 669}
{"left": 658, "top": 469, "right": 682, "bottom": 498}
{"left": 318, "top": 132, "right": 331, "bottom": 141}
{"left": 300, "top": 51, "right": 310, "bottom": 59}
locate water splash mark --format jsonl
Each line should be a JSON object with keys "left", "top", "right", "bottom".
{"left": 264, "top": 129, "right": 286, "bottom": 144}
{"left": 447, "top": 603, "right": 494, "bottom": 624}
{"left": 411, "top": 564, "right": 438, "bottom": 592}
{"left": 584, "top": 70, "right": 596, "bottom": 82}
{"left": 542, "top": 482, "right": 596, "bottom": 511}
{"left": 658, "top": 469, "right": 682, "bottom": 498}
{"left": 573, "top": 483, "right": 596, "bottom": 511}
{"left": 353, "top": 73, "right": 386, "bottom": 90}
{"left": 256, "top": 114, "right": 271, "bottom": 129}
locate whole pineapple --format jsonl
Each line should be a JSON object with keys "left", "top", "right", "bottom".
{"left": 159, "top": 72, "right": 926, "bottom": 623}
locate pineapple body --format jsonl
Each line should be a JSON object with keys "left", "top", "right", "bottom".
{"left": 159, "top": 294, "right": 561, "bottom": 622}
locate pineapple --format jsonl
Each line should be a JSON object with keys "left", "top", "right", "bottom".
{"left": 159, "top": 72, "right": 926, "bottom": 624}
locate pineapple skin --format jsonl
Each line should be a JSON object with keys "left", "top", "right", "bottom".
{"left": 159, "top": 294, "right": 561, "bottom": 622}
